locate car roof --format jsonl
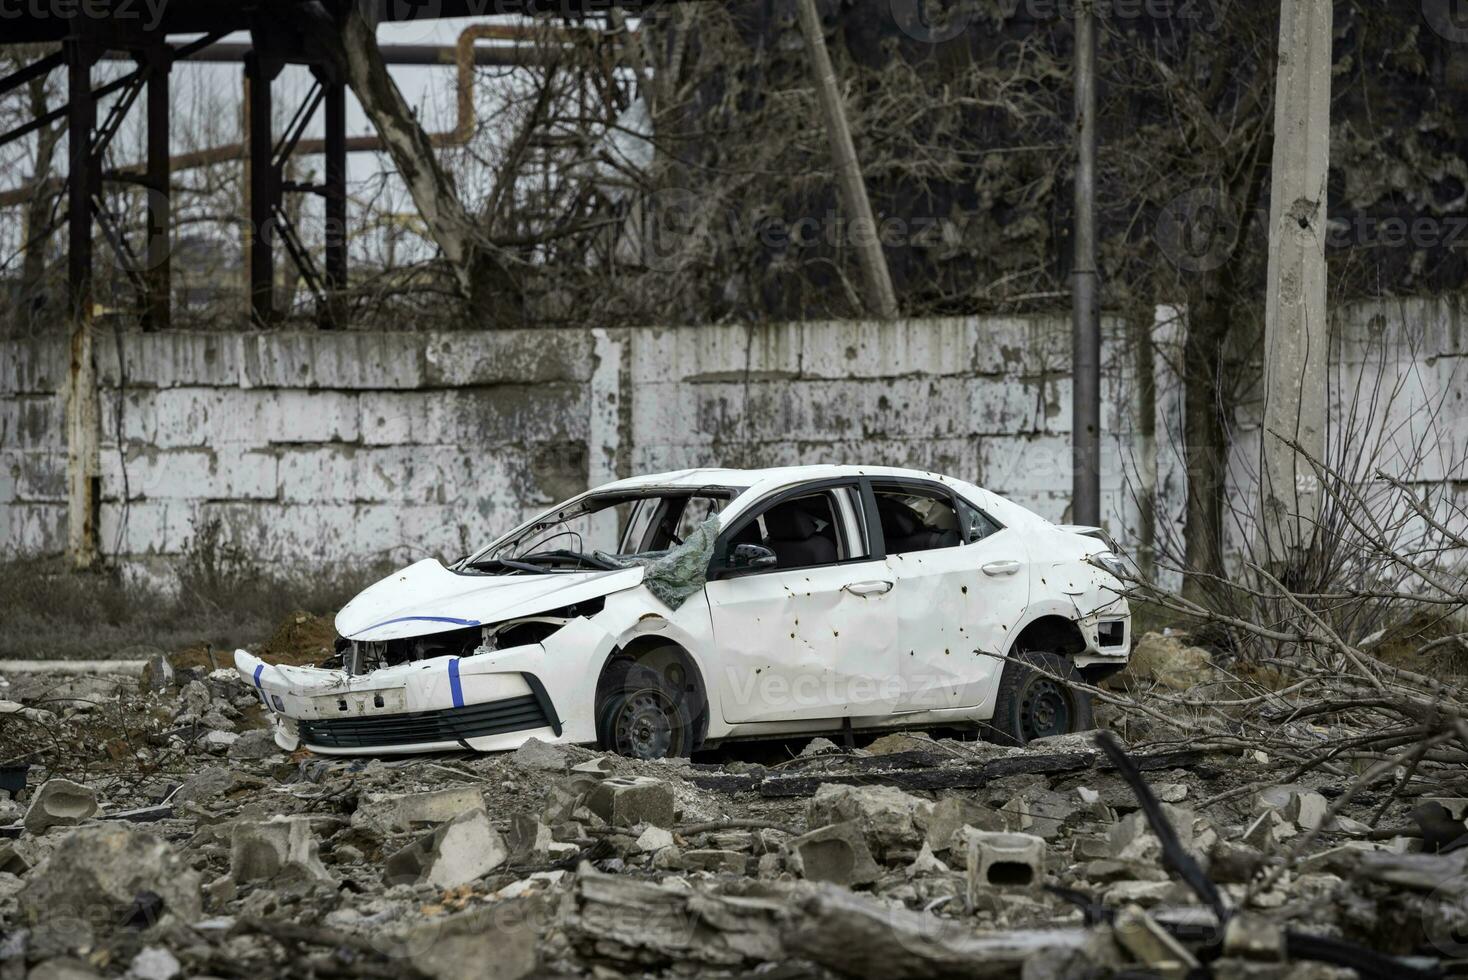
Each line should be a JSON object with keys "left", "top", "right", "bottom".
{"left": 592, "top": 465, "right": 1044, "bottom": 530}
{"left": 596, "top": 464, "right": 957, "bottom": 493}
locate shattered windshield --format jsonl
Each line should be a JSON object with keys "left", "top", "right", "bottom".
{"left": 459, "top": 488, "right": 739, "bottom": 575}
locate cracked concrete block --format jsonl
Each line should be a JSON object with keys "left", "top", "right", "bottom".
{"left": 962, "top": 830, "right": 1045, "bottom": 892}
{"left": 510, "top": 738, "right": 569, "bottom": 772}
{"left": 353, "top": 787, "right": 485, "bottom": 834}
{"left": 683, "top": 849, "right": 747, "bottom": 874}
{"left": 19, "top": 825, "right": 203, "bottom": 929}
{"left": 399, "top": 901, "right": 539, "bottom": 980}
{"left": 386, "top": 807, "right": 508, "bottom": 890}
{"left": 1254, "top": 785, "right": 1328, "bottom": 829}
{"left": 807, "top": 783, "right": 933, "bottom": 859}
{"left": 507, "top": 812, "right": 554, "bottom": 863}
{"left": 585, "top": 776, "right": 675, "bottom": 829}
{"left": 126, "top": 946, "right": 181, "bottom": 980}
{"left": 1222, "top": 913, "right": 1285, "bottom": 961}
{"left": 227, "top": 729, "right": 281, "bottom": 761}
{"left": 905, "top": 842, "right": 951, "bottom": 878}
{"left": 924, "top": 797, "right": 1003, "bottom": 853}
{"left": 23, "top": 779, "right": 98, "bottom": 834}
{"left": 201, "top": 731, "right": 239, "bottom": 755}
{"left": 788, "top": 822, "right": 881, "bottom": 888}
{"left": 1113, "top": 904, "right": 1198, "bottom": 979}
{"left": 230, "top": 816, "right": 334, "bottom": 884}
{"left": 634, "top": 825, "right": 675, "bottom": 854}
{"left": 1107, "top": 805, "right": 1195, "bottom": 860}
{"left": 1210, "top": 840, "right": 1266, "bottom": 884}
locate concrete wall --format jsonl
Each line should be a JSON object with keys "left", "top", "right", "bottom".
{"left": 3, "top": 299, "right": 1465, "bottom": 577}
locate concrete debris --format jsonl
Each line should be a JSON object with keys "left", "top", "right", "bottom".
{"left": 864, "top": 731, "right": 936, "bottom": 755}
{"left": 1113, "top": 904, "right": 1199, "bottom": 978}
{"left": 19, "top": 825, "right": 202, "bottom": 933}
{"left": 1124, "top": 632, "right": 1217, "bottom": 690}
{"left": 28, "top": 960, "right": 103, "bottom": 980}
{"left": 683, "top": 848, "right": 746, "bottom": 873}
{"left": 1255, "top": 785, "right": 1330, "bottom": 830}
{"left": 509, "top": 737, "right": 568, "bottom": 772}
{"left": 962, "top": 829, "right": 1046, "bottom": 890}
{"left": 906, "top": 841, "right": 951, "bottom": 877}
{"left": 353, "top": 786, "right": 485, "bottom": 834}
{"left": 0, "top": 665, "right": 1454, "bottom": 979}
{"left": 585, "top": 775, "right": 675, "bottom": 828}
{"left": 22, "top": 779, "right": 98, "bottom": 834}
{"left": 139, "top": 653, "right": 176, "bottom": 692}
{"left": 1223, "top": 913, "right": 1286, "bottom": 960}
{"left": 925, "top": 794, "right": 1004, "bottom": 852}
{"left": 788, "top": 821, "right": 881, "bottom": 887}
{"left": 201, "top": 730, "right": 239, "bottom": 754}
{"left": 126, "top": 946, "right": 182, "bottom": 980}
{"left": 506, "top": 812, "right": 554, "bottom": 863}
{"left": 385, "top": 806, "right": 508, "bottom": 888}
{"left": 634, "top": 824, "right": 675, "bottom": 854}
{"left": 226, "top": 728, "right": 281, "bottom": 760}
{"left": 807, "top": 783, "right": 933, "bottom": 858}
{"left": 0, "top": 700, "right": 56, "bottom": 724}
{"left": 399, "top": 902, "right": 540, "bottom": 980}
{"left": 799, "top": 736, "right": 843, "bottom": 757}
{"left": 230, "top": 816, "right": 334, "bottom": 884}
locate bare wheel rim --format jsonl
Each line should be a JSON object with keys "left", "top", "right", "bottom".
{"left": 1019, "top": 677, "right": 1072, "bottom": 741}
{"left": 613, "top": 689, "right": 677, "bottom": 759}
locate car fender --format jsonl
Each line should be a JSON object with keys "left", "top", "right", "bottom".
{"left": 1011, "top": 560, "right": 1129, "bottom": 657}
{"left": 588, "top": 585, "right": 725, "bottom": 735}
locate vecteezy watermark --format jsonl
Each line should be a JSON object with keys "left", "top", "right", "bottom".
{"left": 1325, "top": 213, "right": 1468, "bottom": 250}
{"left": 1154, "top": 188, "right": 1468, "bottom": 272}
{"left": 888, "top": 0, "right": 1223, "bottom": 43}
{"left": 1422, "top": 0, "right": 1468, "bottom": 43}
{"left": 1423, "top": 873, "right": 1468, "bottom": 956}
{"left": 1153, "top": 188, "right": 1241, "bottom": 273}
{"left": 635, "top": 188, "right": 955, "bottom": 274}
{"left": 0, "top": 0, "right": 168, "bottom": 30}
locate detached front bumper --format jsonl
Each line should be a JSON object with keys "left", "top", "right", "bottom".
{"left": 236, "top": 647, "right": 564, "bottom": 756}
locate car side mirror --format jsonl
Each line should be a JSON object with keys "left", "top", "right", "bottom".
{"left": 730, "top": 543, "right": 778, "bottom": 570}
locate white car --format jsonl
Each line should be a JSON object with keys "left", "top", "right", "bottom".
{"left": 236, "top": 465, "right": 1130, "bottom": 758}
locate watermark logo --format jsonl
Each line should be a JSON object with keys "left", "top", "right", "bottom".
{"left": 890, "top": 0, "right": 1222, "bottom": 42}
{"left": 1423, "top": 0, "right": 1468, "bottom": 43}
{"left": 1154, "top": 188, "right": 1241, "bottom": 273}
{"left": 890, "top": 0, "right": 974, "bottom": 43}
{"left": 1424, "top": 874, "right": 1468, "bottom": 956}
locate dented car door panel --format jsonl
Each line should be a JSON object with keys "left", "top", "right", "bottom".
{"left": 706, "top": 561, "right": 899, "bottom": 724}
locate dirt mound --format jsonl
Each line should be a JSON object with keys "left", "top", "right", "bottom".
{"left": 258, "top": 610, "right": 339, "bottom": 667}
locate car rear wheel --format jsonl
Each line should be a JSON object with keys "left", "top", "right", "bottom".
{"left": 595, "top": 661, "right": 697, "bottom": 760}
{"left": 987, "top": 650, "right": 1094, "bottom": 746}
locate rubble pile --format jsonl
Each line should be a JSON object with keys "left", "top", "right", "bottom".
{"left": 0, "top": 658, "right": 1463, "bottom": 979}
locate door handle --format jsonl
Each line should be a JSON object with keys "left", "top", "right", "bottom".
{"left": 982, "top": 560, "right": 1021, "bottom": 577}
{"left": 843, "top": 580, "right": 894, "bottom": 596}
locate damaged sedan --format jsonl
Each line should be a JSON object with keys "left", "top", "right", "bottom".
{"left": 236, "top": 465, "right": 1130, "bottom": 758}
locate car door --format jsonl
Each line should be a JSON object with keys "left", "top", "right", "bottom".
{"left": 705, "top": 480, "right": 900, "bottom": 724}
{"left": 870, "top": 479, "right": 1030, "bottom": 712}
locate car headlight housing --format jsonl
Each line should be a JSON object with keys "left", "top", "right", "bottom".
{"left": 1093, "top": 552, "right": 1128, "bottom": 580}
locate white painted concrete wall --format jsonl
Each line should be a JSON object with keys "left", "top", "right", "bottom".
{"left": 2, "top": 299, "right": 1464, "bottom": 577}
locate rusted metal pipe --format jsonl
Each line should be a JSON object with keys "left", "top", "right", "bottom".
{"left": 0, "top": 27, "right": 590, "bottom": 209}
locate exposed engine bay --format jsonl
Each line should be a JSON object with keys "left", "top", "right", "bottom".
{"left": 331, "top": 598, "right": 608, "bottom": 674}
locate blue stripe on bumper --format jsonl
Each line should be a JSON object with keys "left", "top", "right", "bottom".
{"left": 448, "top": 658, "right": 464, "bottom": 708}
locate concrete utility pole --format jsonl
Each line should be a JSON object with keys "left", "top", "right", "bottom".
{"left": 1261, "top": 0, "right": 1332, "bottom": 570}
{"left": 65, "top": 38, "right": 100, "bottom": 570}
{"left": 1071, "top": 0, "right": 1101, "bottom": 527}
{"left": 795, "top": 0, "right": 899, "bottom": 320}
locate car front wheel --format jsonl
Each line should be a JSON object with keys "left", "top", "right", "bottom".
{"left": 595, "top": 661, "right": 697, "bottom": 760}
{"left": 987, "top": 649, "right": 1094, "bottom": 746}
